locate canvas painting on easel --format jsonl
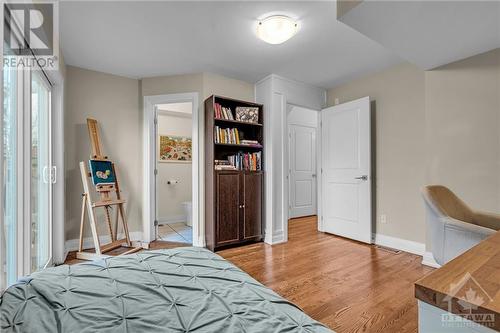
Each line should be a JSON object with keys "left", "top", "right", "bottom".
{"left": 89, "top": 160, "right": 116, "bottom": 185}
{"left": 159, "top": 135, "right": 192, "bottom": 162}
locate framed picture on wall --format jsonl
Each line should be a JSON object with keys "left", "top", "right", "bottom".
{"left": 159, "top": 135, "right": 192, "bottom": 162}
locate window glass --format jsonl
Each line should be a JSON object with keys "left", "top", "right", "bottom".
{"left": 31, "top": 72, "right": 51, "bottom": 271}
{"left": 2, "top": 63, "right": 18, "bottom": 288}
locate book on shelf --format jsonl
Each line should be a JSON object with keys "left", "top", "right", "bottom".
{"left": 219, "top": 151, "right": 261, "bottom": 171}
{"left": 240, "top": 139, "right": 259, "bottom": 145}
{"left": 214, "top": 159, "right": 237, "bottom": 170}
{"left": 214, "top": 103, "right": 234, "bottom": 120}
{"left": 214, "top": 126, "right": 241, "bottom": 144}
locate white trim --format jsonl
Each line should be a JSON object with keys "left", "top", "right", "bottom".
{"left": 158, "top": 215, "right": 187, "bottom": 225}
{"left": 265, "top": 230, "right": 286, "bottom": 245}
{"left": 373, "top": 233, "right": 426, "bottom": 256}
{"left": 64, "top": 231, "right": 143, "bottom": 255}
{"left": 422, "top": 251, "right": 441, "bottom": 268}
{"left": 143, "top": 93, "right": 202, "bottom": 247}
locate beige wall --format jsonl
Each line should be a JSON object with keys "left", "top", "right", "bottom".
{"left": 327, "top": 48, "right": 500, "bottom": 247}
{"left": 65, "top": 70, "right": 254, "bottom": 242}
{"left": 425, "top": 49, "right": 500, "bottom": 212}
{"left": 202, "top": 72, "right": 255, "bottom": 101}
{"left": 327, "top": 63, "right": 427, "bottom": 243}
{"left": 65, "top": 66, "right": 141, "bottom": 240}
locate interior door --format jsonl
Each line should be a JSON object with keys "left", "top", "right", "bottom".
{"left": 289, "top": 124, "right": 317, "bottom": 218}
{"left": 321, "top": 97, "right": 372, "bottom": 243}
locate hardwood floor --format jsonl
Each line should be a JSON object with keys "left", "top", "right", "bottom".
{"left": 64, "top": 216, "right": 432, "bottom": 332}
{"left": 218, "top": 216, "right": 434, "bottom": 333}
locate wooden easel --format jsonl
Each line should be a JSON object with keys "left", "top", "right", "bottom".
{"left": 77, "top": 118, "right": 141, "bottom": 260}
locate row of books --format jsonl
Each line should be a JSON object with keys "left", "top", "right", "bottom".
{"left": 214, "top": 152, "right": 262, "bottom": 171}
{"left": 214, "top": 126, "right": 240, "bottom": 144}
{"left": 214, "top": 103, "right": 234, "bottom": 120}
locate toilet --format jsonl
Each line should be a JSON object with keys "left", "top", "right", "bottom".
{"left": 181, "top": 201, "right": 192, "bottom": 226}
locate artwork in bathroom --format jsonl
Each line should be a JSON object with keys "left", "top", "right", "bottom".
{"left": 159, "top": 135, "right": 192, "bottom": 162}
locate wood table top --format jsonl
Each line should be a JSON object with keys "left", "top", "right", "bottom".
{"left": 415, "top": 230, "right": 500, "bottom": 331}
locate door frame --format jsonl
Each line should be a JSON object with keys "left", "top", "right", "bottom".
{"left": 143, "top": 93, "right": 201, "bottom": 246}
{"left": 283, "top": 102, "right": 322, "bottom": 240}
{"left": 287, "top": 107, "right": 319, "bottom": 220}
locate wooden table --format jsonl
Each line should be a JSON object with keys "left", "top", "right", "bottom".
{"left": 415, "top": 230, "right": 500, "bottom": 331}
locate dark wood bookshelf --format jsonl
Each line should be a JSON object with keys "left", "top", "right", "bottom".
{"left": 214, "top": 118, "right": 263, "bottom": 127}
{"left": 205, "top": 95, "right": 264, "bottom": 251}
{"left": 214, "top": 143, "right": 263, "bottom": 149}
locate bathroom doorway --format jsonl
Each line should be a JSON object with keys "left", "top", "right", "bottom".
{"left": 154, "top": 102, "right": 194, "bottom": 244}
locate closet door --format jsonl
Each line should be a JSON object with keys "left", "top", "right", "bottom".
{"left": 243, "top": 172, "right": 262, "bottom": 240}
{"left": 215, "top": 172, "right": 240, "bottom": 246}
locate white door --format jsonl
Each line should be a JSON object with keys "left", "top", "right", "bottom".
{"left": 321, "top": 97, "right": 372, "bottom": 243}
{"left": 289, "top": 125, "right": 317, "bottom": 218}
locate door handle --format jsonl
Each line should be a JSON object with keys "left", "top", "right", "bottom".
{"left": 355, "top": 175, "right": 368, "bottom": 181}
{"left": 312, "top": 174, "right": 317, "bottom": 178}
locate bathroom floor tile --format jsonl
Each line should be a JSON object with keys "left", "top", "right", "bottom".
{"left": 161, "top": 233, "right": 188, "bottom": 243}
{"left": 170, "top": 222, "right": 188, "bottom": 231}
{"left": 157, "top": 223, "right": 192, "bottom": 244}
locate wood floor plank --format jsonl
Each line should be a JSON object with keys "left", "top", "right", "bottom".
{"left": 218, "top": 216, "right": 433, "bottom": 333}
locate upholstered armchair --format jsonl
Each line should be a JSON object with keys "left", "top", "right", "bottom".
{"left": 422, "top": 185, "right": 500, "bottom": 266}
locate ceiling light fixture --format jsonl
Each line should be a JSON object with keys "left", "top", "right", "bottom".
{"left": 256, "top": 15, "right": 298, "bottom": 45}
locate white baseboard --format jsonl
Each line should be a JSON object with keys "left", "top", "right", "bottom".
{"left": 64, "top": 231, "right": 143, "bottom": 256}
{"left": 421, "top": 251, "right": 441, "bottom": 268}
{"left": 373, "top": 233, "right": 426, "bottom": 256}
{"left": 158, "top": 215, "right": 187, "bottom": 225}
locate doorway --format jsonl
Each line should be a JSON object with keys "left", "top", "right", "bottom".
{"left": 155, "top": 103, "right": 193, "bottom": 244}
{"left": 287, "top": 105, "right": 318, "bottom": 220}
{"left": 143, "top": 93, "right": 200, "bottom": 247}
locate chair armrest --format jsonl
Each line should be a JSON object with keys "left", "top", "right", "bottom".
{"left": 472, "top": 211, "right": 500, "bottom": 231}
{"left": 440, "top": 217, "right": 496, "bottom": 263}
{"left": 444, "top": 217, "right": 496, "bottom": 238}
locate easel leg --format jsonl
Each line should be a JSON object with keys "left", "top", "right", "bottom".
{"left": 80, "top": 161, "right": 102, "bottom": 255}
{"left": 118, "top": 204, "right": 132, "bottom": 246}
{"left": 79, "top": 194, "right": 86, "bottom": 252}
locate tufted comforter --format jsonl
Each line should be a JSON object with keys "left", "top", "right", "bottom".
{"left": 1, "top": 247, "right": 333, "bottom": 333}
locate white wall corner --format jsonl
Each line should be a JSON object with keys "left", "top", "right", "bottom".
{"left": 373, "top": 233, "right": 426, "bottom": 256}
{"left": 421, "top": 251, "right": 441, "bottom": 268}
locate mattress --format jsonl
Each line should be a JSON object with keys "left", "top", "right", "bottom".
{"left": 1, "top": 247, "right": 333, "bottom": 332}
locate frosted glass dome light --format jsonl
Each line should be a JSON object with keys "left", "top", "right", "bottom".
{"left": 257, "top": 15, "right": 298, "bottom": 45}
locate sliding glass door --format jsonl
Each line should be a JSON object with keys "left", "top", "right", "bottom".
{"left": 31, "top": 72, "right": 52, "bottom": 271}
{"left": 1, "top": 60, "right": 53, "bottom": 290}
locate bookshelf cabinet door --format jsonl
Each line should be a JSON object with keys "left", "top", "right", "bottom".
{"left": 243, "top": 172, "right": 263, "bottom": 240}
{"left": 216, "top": 172, "right": 240, "bottom": 246}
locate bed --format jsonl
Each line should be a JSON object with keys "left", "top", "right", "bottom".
{"left": 0, "top": 247, "right": 333, "bottom": 332}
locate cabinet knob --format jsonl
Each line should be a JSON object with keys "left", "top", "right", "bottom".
{"left": 239, "top": 204, "right": 245, "bottom": 208}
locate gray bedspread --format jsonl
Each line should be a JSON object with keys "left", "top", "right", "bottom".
{"left": 1, "top": 247, "right": 333, "bottom": 332}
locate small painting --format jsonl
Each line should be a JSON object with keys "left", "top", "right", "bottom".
{"left": 159, "top": 135, "right": 192, "bottom": 162}
{"left": 89, "top": 160, "right": 116, "bottom": 186}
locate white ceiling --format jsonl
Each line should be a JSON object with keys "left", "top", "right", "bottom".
{"left": 339, "top": 1, "right": 500, "bottom": 70}
{"left": 60, "top": 1, "right": 401, "bottom": 89}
